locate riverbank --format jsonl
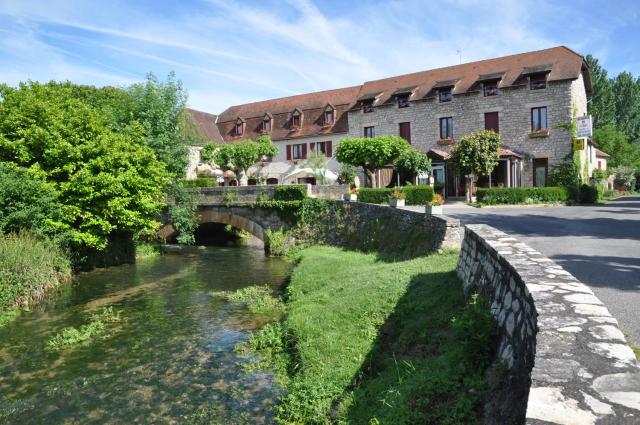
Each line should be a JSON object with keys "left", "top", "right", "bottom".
{"left": 242, "top": 246, "right": 496, "bottom": 424}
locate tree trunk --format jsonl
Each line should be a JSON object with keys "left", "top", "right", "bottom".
{"left": 365, "top": 167, "right": 376, "bottom": 188}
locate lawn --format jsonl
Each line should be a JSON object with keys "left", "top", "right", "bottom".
{"left": 250, "top": 246, "right": 495, "bottom": 424}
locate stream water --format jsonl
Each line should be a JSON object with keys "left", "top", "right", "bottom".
{"left": 0, "top": 244, "right": 291, "bottom": 424}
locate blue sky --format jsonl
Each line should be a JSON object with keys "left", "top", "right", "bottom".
{"left": 1, "top": 0, "right": 639, "bottom": 113}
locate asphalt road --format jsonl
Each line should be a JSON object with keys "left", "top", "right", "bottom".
{"left": 440, "top": 196, "right": 640, "bottom": 346}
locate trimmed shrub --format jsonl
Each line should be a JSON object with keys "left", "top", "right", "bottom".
{"left": 358, "top": 185, "right": 434, "bottom": 205}
{"left": 403, "top": 185, "right": 434, "bottom": 205}
{"left": 274, "top": 185, "right": 307, "bottom": 201}
{"left": 477, "top": 187, "right": 569, "bottom": 205}
{"left": 182, "top": 177, "right": 218, "bottom": 188}
{"left": 579, "top": 184, "right": 603, "bottom": 204}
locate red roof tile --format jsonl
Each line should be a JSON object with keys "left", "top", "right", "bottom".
{"left": 595, "top": 148, "right": 610, "bottom": 158}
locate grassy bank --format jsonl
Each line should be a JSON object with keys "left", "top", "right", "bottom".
{"left": 243, "top": 246, "right": 495, "bottom": 424}
{"left": 0, "top": 232, "right": 72, "bottom": 326}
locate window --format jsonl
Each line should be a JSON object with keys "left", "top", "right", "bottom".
{"left": 323, "top": 110, "right": 334, "bottom": 126}
{"left": 312, "top": 141, "right": 333, "bottom": 157}
{"left": 397, "top": 94, "right": 410, "bottom": 108}
{"left": 399, "top": 122, "right": 411, "bottom": 143}
{"left": 530, "top": 73, "right": 547, "bottom": 90}
{"left": 364, "top": 126, "right": 375, "bottom": 138}
{"left": 235, "top": 120, "right": 244, "bottom": 136}
{"left": 266, "top": 178, "right": 278, "bottom": 185}
{"left": 290, "top": 143, "right": 306, "bottom": 160}
{"left": 483, "top": 82, "right": 499, "bottom": 97}
{"left": 362, "top": 99, "right": 375, "bottom": 113}
{"left": 484, "top": 112, "right": 499, "bottom": 133}
{"left": 261, "top": 116, "right": 271, "bottom": 132}
{"left": 438, "top": 88, "right": 452, "bottom": 103}
{"left": 533, "top": 158, "right": 548, "bottom": 187}
{"left": 291, "top": 110, "right": 302, "bottom": 128}
{"left": 531, "top": 107, "right": 547, "bottom": 131}
{"left": 439, "top": 117, "right": 453, "bottom": 139}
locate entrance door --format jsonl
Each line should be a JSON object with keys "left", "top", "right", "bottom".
{"left": 533, "top": 158, "right": 548, "bottom": 187}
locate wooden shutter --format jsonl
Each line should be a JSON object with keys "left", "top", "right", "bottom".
{"left": 286, "top": 145, "right": 292, "bottom": 160}
{"left": 399, "top": 122, "right": 411, "bottom": 143}
{"left": 310, "top": 143, "right": 315, "bottom": 154}
{"left": 484, "top": 112, "right": 499, "bottom": 133}
{"left": 326, "top": 141, "right": 332, "bottom": 157}
{"left": 302, "top": 143, "right": 308, "bottom": 159}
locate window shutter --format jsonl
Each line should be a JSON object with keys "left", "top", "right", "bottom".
{"left": 310, "top": 143, "right": 315, "bottom": 154}
{"left": 399, "top": 122, "right": 411, "bottom": 143}
{"left": 302, "top": 143, "right": 308, "bottom": 159}
{"left": 286, "top": 145, "right": 292, "bottom": 160}
{"left": 326, "top": 141, "right": 333, "bottom": 157}
{"left": 484, "top": 112, "right": 499, "bottom": 133}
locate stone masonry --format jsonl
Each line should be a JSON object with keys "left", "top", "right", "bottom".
{"left": 457, "top": 224, "right": 639, "bottom": 425}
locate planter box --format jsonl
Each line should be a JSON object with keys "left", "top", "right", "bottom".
{"left": 388, "top": 198, "right": 405, "bottom": 207}
{"left": 343, "top": 193, "right": 358, "bottom": 202}
{"left": 424, "top": 205, "right": 443, "bottom": 214}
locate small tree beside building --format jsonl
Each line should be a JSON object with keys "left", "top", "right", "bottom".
{"left": 450, "top": 130, "right": 501, "bottom": 202}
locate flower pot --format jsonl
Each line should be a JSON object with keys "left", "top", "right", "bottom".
{"left": 424, "top": 205, "right": 443, "bottom": 215}
{"left": 343, "top": 193, "right": 357, "bottom": 202}
{"left": 388, "top": 197, "right": 405, "bottom": 207}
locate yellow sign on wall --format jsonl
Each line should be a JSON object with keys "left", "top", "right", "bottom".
{"left": 572, "top": 138, "right": 584, "bottom": 151}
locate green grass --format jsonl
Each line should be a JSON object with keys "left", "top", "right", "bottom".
{"left": 0, "top": 231, "right": 71, "bottom": 313}
{"left": 212, "top": 285, "right": 286, "bottom": 318}
{"left": 244, "top": 246, "right": 495, "bottom": 424}
{"left": 45, "top": 306, "right": 122, "bottom": 351}
{"left": 135, "top": 241, "right": 162, "bottom": 259}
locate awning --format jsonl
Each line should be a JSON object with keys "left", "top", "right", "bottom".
{"left": 427, "top": 148, "right": 451, "bottom": 160}
{"left": 499, "top": 148, "right": 523, "bottom": 159}
{"left": 283, "top": 168, "right": 338, "bottom": 182}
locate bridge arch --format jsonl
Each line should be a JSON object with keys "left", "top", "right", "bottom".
{"left": 197, "top": 209, "right": 266, "bottom": 241}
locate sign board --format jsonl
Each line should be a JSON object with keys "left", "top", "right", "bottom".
{"left": 577, "top": 115, "right": 592, "bottom": 138}
{"left": 572, "top": 138, "right": 584, "bottom": 151}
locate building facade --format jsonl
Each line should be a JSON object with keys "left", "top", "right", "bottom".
{"left": 188, "top": 46, "right": 595, "bottom": 194}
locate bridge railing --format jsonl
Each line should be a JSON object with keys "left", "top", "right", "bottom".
{"left": 187, "top": 184, "right": 349, "bottom": 205}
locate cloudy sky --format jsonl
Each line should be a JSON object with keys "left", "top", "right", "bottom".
{"left": 1, "top": 0, "right": 638, "bottom": 113}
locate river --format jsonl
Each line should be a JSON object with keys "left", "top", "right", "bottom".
{"left": 0, "top": 244, "right": 291, "bottom": 424}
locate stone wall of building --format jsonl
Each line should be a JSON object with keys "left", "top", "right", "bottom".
{"left": 457, "top": 224, "right": 640, "bottom": 425}
{"left": 347, "top": 80, "right": 578, "bottom": 187}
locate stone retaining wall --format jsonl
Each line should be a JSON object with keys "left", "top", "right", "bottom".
{"left": 457, "top": 224, "right": 640, "bottom": 425}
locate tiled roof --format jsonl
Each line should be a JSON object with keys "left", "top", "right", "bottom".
{"left": 183, "top": 108, "right": 223, "bottom": 144}
{"left": 595, "top": 148, "right": 610, "bottom": 158}
{"left": 215, "top": 46, "right": 590, "bottom": 142}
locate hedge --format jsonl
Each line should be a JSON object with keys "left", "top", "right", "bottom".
{"left": 274, "top": 185, "right": 307, "bottom": 201}
{"left": 579, "top": 184, "right": 603, "bottom": 204}
{"left": 358, "top": 185, "right": 434, "bottom": 205}
{"left": 476, "top": 187, "right": 569, "bottom": 205}
{"left": 182, "top": 177, "right": 218, "bottom": 188}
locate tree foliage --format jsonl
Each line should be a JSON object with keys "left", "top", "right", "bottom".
{"left": 304, "top": 152, "right": 330, "bottom": 185}
{"left": 204, "top": 135, "right": 277, "bottom": 185}
{"left": 393, "top": 149, "right": 432, "bottom": 176}
{"left": 449, "top": 130, "right": 500, "bottom": 178}
{"left": 0, "top": 81, "right": 169, "bottom": 250}
{"left": 593, "top": 126, "right": 640, "bottom": 168}
{"left": 335, "top": 136, "right": 410, "bottom": 186}
{"left": 586, "top": 55, "right": 616, "bottom": 128}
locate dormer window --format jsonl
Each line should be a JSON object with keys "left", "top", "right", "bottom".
{"left": 483, "top": 81, "right": 499, "bottom": 97}
{"left": 362, "top": 99, "right": 375, "bottom": 113}
{"left": 291, "top": 109, "right": 302, "bottom": 129}
{"left": 323, "top": 105, "right": 335, "bottom": 126}
{"left": 261, "top": 113, "right": 272, "bottom": 133}
{"left": 397, "top": 94, "right": 410, "bottom": 108}
{"left": 235, "top": 118, "right": 245, "bottom": 136}
{"left": 530, "top": 73, "right": 547, "bottom": 90}
{"left": 438, "top": 88, "right": 453, "bottom": 103}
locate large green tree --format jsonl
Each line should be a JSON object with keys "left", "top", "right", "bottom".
{"left": 202, "top": 135, "right": 277, "bottom": 185}
{"left": 612, "top": 71, "right": 640, "bottom": 143}
{"left": 335, "top": 136, "right": 410, "bottom": 187}
{"left": 0, "top": 81, "right": 169, "bottom": 250}
{"left": 586, "top": 55, "right": 616, "bottom": 128}
{"left": 593, "top": 126, "right": 640, "bottom": 169}
{"left": 450, "top": 130, "right": 501, "bottom": 201}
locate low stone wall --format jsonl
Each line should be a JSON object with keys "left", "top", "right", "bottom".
{"left": 301, "top": 201, "right": 461, "bottom": 256}
{"left": 309, "top": 184, "right": 349, "bottom": 200}
{"left": 191, "top": 184, "right": 349, "bottom": 204}
{"left": 457, "top": 224, "right": 640, "bottom": 425}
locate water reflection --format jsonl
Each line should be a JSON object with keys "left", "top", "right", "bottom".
{"left": 0, "top": 245, "right": 291, "bottom": 424}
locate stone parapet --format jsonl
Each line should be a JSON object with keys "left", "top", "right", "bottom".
{"left": 457, "top": 224, "right": 639, "bottom": 425}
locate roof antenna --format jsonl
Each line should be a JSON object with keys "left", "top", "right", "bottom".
{"left": 456, "top": 49, "right": 462, "bottom": 64}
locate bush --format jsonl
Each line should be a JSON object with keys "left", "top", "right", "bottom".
{"left": 264, "top": 228, "right": 289, "bottom": 256}
{"left": 274, "top": 185, "right": 307, "bottom": 201}
{"left": 403, "top": 185, "right": 434, "bottom": 205}
{"left": 611, "top": 166, "right": 637, "bottom": 190}
{"left": 579, "top": 184, "right": 603, "bottom": 204}
{"left": 477, "top": 187, "right": 569, "bottom": 205}
{"left": 0, "top": 231, "right": 71, "bottom": 312}
{"left": 358, "top": 185, "right": 434, "bottom": 205}
{"left": 182, "top": 177, "right": 218, "bottom": 188}
{"left": 337, "top": 164, "right": 357, "bottom": 186}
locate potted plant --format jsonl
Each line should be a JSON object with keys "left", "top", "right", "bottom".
{"left": 425, "top": 194, "right": 444, "bottom": 214}
{"left": 388, "top": 190, "right": 405, "bottom": 207}
{"left": 343, "top": 188, "right": 358, "bottom": 202}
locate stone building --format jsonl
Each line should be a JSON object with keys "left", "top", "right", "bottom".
{"left": 189, "top": 46, "right": 598, "bottom": 194}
